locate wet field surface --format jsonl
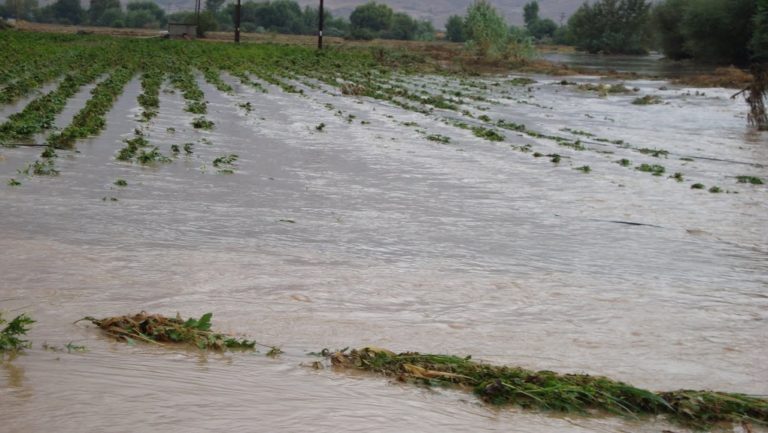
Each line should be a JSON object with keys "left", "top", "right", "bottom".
{"left": 1, "top": 70, "right": 766, "bottom": 432}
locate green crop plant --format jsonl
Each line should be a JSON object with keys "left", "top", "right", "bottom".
{"left": 136, "top": 147, "right": 171, "bottom": 165}
{"left": 192, "top": 117, "right": 215, "bottom": 130}
{"left": 426, "top": 134, "right": 451, "bottom": 144}
{"left": 632, "top": 95, "right": 663, "bottom": 105}
{"left": 736, "top": 176, "right": 764, "bottom": 185}
{"left": 496, "top": 120, "right": 526, "bottom": 132}
{"left": 472, "top": 127, "right": 505, "bottom": 142}
{"left": 18, "top": 159, "right": 59, "bottom": 176}
{"left": 0, "top": 313, "right": 35, "bottom": 352}
{"left": 636, "top": 164, "right": 665, "bottom": 176}
{"left": 638, "top": 148, "right": 669, "bottom": 158}
{"left": 49, "top": 67, "right": 136, "bottom": 149}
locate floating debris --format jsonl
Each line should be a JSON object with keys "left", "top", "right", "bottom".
{"left": 79, "top": 312, "right": 256, "bottom": 351}
{"left": 328, "top": 347, "right": 768, "bottom": 428}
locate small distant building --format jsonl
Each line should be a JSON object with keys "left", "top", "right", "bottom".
{"left": 168, "top": 23, "right": 197, "bottom": 39}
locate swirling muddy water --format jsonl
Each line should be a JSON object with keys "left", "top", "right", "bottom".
{"left": 1, "top": 71, "right": 766, "bottom": 433}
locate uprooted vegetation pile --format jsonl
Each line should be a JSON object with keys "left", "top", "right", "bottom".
{"left": 80, "top": 312, "right": 256, "bottom": 350}
{"left": 329, "top": 347, "right": 768, "bottom": 429}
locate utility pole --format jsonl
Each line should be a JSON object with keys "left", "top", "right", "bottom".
{"left": 235, "top": 0, "right": 241, "bottom": 43}
{"left": 195, "top": 0, "right": 201, "bottom": 31}
{"left": 317, "top": 0, "right": 324, "bottom": 50}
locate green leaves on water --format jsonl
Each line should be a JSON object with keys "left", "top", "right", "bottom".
{"left": 0, "top": 312, "right": 35, "bottom": 352}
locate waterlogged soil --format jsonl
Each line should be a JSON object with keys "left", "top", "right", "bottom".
{"left": 1, "top": 71, "right": 766, "bottom": 433}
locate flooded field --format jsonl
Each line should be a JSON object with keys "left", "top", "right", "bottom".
{"left": 1, "top": 35, "right": 767, "bottom": 433}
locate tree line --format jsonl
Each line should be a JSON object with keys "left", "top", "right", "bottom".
{"left": 1, "top": 0, "right": 766, "bottom": 66}
{"left": 0, "top": 0, "right": 436, "bottom": 40}
{"left": 445, "top": 0, "right": 767, "bottom": 66}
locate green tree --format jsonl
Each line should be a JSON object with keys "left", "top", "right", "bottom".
{"left": 680, "top": 0, "right": 754, "bottom": 64}
{"left": 414, "top": 20, "right": 435, "bottom": 41}
{"left": 205, "top": 0, "right": 225, "bottom": 14}
{"left": 349, "top": 1, "right": 393, "bottom": 40}
{"left": 125, "top": 9, "right": 157, "bottom": 28}
{"left": 50, "top": 0, "right": 86, "bottom": 24}
{"left": 651, "top": 0, "right": 689, "bottom": 60}
{"left": 753, "top": 0, "right": 768, "bottom": 63}
{"left": 384, "top": 12, "right": 416, "bottom": 40}
{"left": 523, "top": 1, "right": 539, "bottom": 27}
{"left": 528, "top": 17, "right": 557, "bottom": 39}
{"left": 2, "top": 0, "right": 38, "bottom": 20}
{"left": 125, "top": 1, "right": 166, "bottom": 27}
{"left": 88, "top": 0, "right": 120, "bottom": 25}
{"left": 445, "top": 15, "right": 466, "bottom": 42}
{"left": 97, "top": 6, "right": 124, "bottom": 26}
{"left": 464, "top": 0, "right": 509, "bottom": 58}
{"left": 567, "top": 0, "right": 651, "bottom": 54}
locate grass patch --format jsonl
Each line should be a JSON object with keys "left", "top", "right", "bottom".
{"left": 80, "top": 312, "right": 255, "bottom": 350}
{"left": 114, "top": 179, "right": 127, "bottom": 187}
{"left": 575, "top": 165, "right": 591, "bottom": 173}
{"left": 7, "top": 178, "right": 21, "bottom": 186}
{"left": 708, "top": 186, "right": 722, "bottom": 193}
{"left": 691, "top": 183, "right": 705, "bottom": 189}
{"left": 617, "top": 158, "right": 631, "bottom": 167}
{"left": 328, "top": 347, "right": 768, "bottom": 429}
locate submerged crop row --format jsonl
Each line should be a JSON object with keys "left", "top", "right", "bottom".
{"left": 1, "top": 31, "right": 762, "bottom": 194}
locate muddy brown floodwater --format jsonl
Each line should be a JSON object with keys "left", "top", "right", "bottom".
{"left": 1, "top": 70, "right": 766, "bottom": 433}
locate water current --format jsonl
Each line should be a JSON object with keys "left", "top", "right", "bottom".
{"left": 0, "top": 66, "right": 766, "bottom": 433}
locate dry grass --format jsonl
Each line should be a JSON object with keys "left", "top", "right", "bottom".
{"left": 673, "top": 66, "right": 753, "bottom": 89}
